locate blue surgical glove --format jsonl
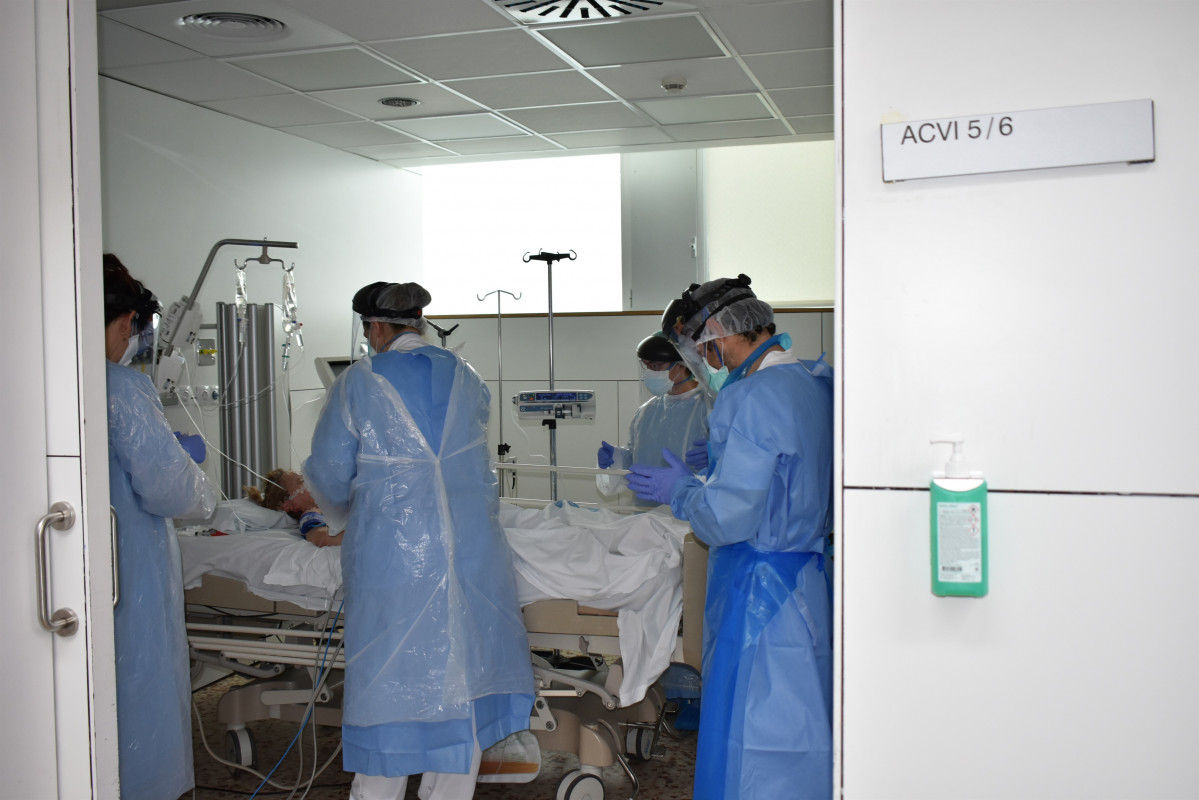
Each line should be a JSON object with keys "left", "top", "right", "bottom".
{"left": 626, "top": 448, "right": 690, "bottom": 506}
{"left": 685, "top": 439, "right": 709, "bottom": 471}
{"left": 173, "top": 432, "right": 206, "bottom": 464}
{"left": 597, "top": 440, "right": 615, "bottom": 469}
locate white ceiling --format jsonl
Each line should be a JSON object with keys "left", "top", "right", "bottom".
{"left": 97, "top": 0, "right": 833, "bottom": 169}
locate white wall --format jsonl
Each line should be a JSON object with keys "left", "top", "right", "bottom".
{"left": 840, "top": 1, "right": 1199, "bottom": 797}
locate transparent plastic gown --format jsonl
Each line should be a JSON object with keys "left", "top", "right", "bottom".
{"left": 304, "top": 340, "right": 534, "bottom": 777}
{"left": 668, "top": 353, "right": 834, "bottom": 800}
{"left": 107, "top": 361, "right": 216, "bottom": 800}
{"left": 597, "top": 386, "right": 711, "bottom": 507}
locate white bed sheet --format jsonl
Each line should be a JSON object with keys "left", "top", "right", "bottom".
{"left": 179, "top": 500, "right": 690, "bottom": 704}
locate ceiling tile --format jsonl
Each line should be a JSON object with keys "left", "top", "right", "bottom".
{"left": 447, "top": 71, "right": 613, "bottom": 110}
{"left": 283, "top": 0, "right": 513, "bottom": 41}
{"left": 788, "top": 114, "right": 834, "bottom": 134}
{"left": 546, "top": 128, "right": 674, "bottom": 148}
{"left": 369, "top": 30, "right": 571, "bottom": 81}
{"left": 443, "top": 136, "right": 562, "bottom": 156}
{"left": 345, "top": 142, "right": 455, "bottom": 159}
{"left": 202, "top": 94, "right": 358, "bottom": 127}
{"left": 98, "top": 18, "right": 201, "bottom": 70}
{"left": 278, "top": 121, "right": 417, "bottom": 147}
{"left": 586, "top": 57, "right": 756, "bottom": 101}
{"left": 504, "top": 103, "right": 651, "bottom": 134}
{"left": 768, "top": 85, "right": 834, "bottom": 117}
{"left": 382, "top": 113, "right": 528, "bottom": 141}
{"left": 227, "top": 47, "right": 420, "bottom": 92}
{"left": 104, "top": 59, "right": 285, "bottom": 102}
{"left": 636, "top": 93, "right": 774, "bottom": 125}
{"left": 101, "top": 0, "right": 354, "bottom": 57}
{"left": 538, "top": 16, "right": 725, "bottom": 67}
{"left": 310, "top": 83, "right": 485, "bottom": 120}
{"left": 742, "top": 49, "right": 833, "bottom": 90}
{"left": 704, "top": 1, "right": 833, "bottom": 55}
{"left": 664, "top": 118, "right": 790, "bottom": 142}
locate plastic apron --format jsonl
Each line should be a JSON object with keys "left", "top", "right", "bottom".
{"left": 304, "top": 339, "right": 534, "bottom": 777}
{"left": 107, "top": 361, "right": 216, "bottom": 800}
{"left": 670, "top": 354, "right": 834, "bottom": 800}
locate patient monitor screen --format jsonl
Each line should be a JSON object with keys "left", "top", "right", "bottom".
{"left": 314, "top": 357, "right": 353, "bottom": 389}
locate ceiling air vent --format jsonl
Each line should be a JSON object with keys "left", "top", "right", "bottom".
{"left": 178, "top": 12, "right": 288, "bottom": 41}
{"left": 379, "top": 97, "right": 421, "bottom": 108}
{"left": 494, "top": 0, "right": 666, "bottom": 22}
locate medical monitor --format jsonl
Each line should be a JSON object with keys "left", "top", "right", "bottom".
{"left": 314, "top": 356, "right": 353, "bottom": 389}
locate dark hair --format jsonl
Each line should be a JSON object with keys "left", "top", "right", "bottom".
{"left": 103, "top": 254, "right": 160, "bottom": 329}
{"left": 738, "top": 322, "right": 777, "bottom": 343}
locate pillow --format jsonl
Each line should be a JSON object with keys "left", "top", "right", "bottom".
{"left": 206, "top": 498, "right": 298, "bottom": 534}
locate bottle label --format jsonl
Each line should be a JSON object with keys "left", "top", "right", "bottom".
{"left": 936, "top": 501, "right": 983, "bottom": 583}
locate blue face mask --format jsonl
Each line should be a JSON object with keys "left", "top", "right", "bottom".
{"left": 642, "top": 369, "right": 674, "bottom": 396}
{"left": 705, "top": 363, "right": 730, "bottom": 392}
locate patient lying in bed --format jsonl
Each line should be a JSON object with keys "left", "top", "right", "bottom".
{"left": 245, "top": 469, "right": 342, "bottom": 548}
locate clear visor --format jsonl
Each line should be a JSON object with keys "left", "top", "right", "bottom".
{"left": 350, "top": 314, "right": 370, "bottom": 361}
{"left": 666, "top": 330, "right": 718, "bottom": 398}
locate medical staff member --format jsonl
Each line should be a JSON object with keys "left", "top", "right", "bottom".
{"left": 304, "top": 281, "right": 534, "bottom": 800}
{"left": 627, "top": 275, "right": 834, "bottom": 800}
{"left": 596, "top": 333, "right": 711, "bottom": 506}
{"left": 104, "top": 254, "right": 216, "bottom": 800}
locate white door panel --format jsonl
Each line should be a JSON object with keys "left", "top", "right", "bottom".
{"left": 841, "top": 489, "right": 1199, "bottom": 799}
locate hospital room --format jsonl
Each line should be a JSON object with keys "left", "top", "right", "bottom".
{"left": 7, "top": 1, "right": 1195, "bottom": 799}
{"left": 95, "top": 1, "right": 834, "bottom": 798}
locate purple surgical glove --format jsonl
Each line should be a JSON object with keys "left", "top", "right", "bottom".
{"left": 597, "top": 440, "right": 615, "bottom": 469}
{"left": 626, "top": 448, "right": 690, "bottom": 506}
{"left": 685, "top": 439, "right": 709, "bottom": 471}
{"left": 173, "top": 431, "right": 206, "bottom": 464}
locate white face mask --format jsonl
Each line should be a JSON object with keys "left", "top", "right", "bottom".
{"left": 642, "top": 369, "right": 674, "bottom": 396}
{"left": 119, "top": 334, "right": 139, "bottom": 366}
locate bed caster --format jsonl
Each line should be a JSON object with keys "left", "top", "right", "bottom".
{"left": 556, "top": 769, "right": 605, "bottom": 800}
{"left": 625, "top": 726, "right": 654, "bottom": 762}
{"left": 225, "top": 727, "right": 257, "bottom": 768}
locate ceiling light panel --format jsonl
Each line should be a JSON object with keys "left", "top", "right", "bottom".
{"left": 228, "top": 48, "right": 421, "bottom": 92}
{"left": 311, "top": 84, "right": 486, "bottom": 120}
{"left": 104, "top": 59, "right": 284, "bottom": 102}
{"left": 448, "top": 71, "right": 613, "bottom": 109}
{"left": 369, "top": 30, "right": 571, "bottom": 81}
{"left": 282, "top": 0, "right": 514, "bottom": 41}
{"left": 101, "top": 0, "right": 352, "bottom": 56}
{"left": 538, "top": 16, "right": 725, "bottom": 67}
{"left": 635, "top": 92, "right": 773, "bottom": 125}
{"left": 382, "top": 113, "right": 528, "bottom": 141}
{"left": 97, "top": 18, "right": 200, "bottom": 70}
{"left": 202, "top": 94, "right": 358, "bottom": 127}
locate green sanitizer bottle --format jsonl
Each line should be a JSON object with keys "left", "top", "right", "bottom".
{"left": 929, "top": 439, "right": 988, "bottom": 598}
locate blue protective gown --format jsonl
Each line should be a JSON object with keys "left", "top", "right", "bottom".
{"left": 107, "top": 361, "right": 216, "bottom": 800}
{"left": 668, "top": 351, "right": 834, "bottom": 800}
{"left": 598, "top": 386, "right": 710, "bottom": 507}
{"left": 303, "top": 339, "right": 535, "bottom": 777}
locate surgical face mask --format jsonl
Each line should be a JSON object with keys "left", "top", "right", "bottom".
{"left": 119, "top": 334, "right": 140, "bottom": 366}
{"left": 704, "top": 363, "right": 730, "bottom": 392}
{"left": 642, "top": 369, "right": 674, "bottom": 396}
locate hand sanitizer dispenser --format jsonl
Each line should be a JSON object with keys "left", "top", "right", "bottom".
{"left": 930, "top": 439, "right": 988, "bottom": 597}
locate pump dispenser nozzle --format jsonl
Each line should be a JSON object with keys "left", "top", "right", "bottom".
{"left": 931, "top": 438, "right": 972, "bottom": 478}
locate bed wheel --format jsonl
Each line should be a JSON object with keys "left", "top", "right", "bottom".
{"left": 625, "top": 727, "right": 654, "bottom": 762}
{"left": 556, "top": 769, "right": 605, "bottom": 800}
{"left": 225, "top": 727, "right": 257, "bottom": 768}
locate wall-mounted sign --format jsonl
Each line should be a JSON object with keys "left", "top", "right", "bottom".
{"left": 881, "top": 99, "right": 1155, "bottom": 182}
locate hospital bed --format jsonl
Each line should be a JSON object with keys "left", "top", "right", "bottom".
{"left": 180, "top": 494, "right": 707, "bottom": 799}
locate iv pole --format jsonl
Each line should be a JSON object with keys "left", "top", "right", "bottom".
{"left": 477, "top": 289, "right": 521, "bottom": 497}
{"left": 523, "top": 250, "right": 576, "bottom": 501}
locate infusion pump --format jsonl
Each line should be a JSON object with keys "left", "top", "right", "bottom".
{"left": 513, "top": 390, "right": 596, "bottom": 420}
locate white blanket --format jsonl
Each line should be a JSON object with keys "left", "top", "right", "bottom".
{"left": 180, "top": 500, "right": 689, "bottom": 705}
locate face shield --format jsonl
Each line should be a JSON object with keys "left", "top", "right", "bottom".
{"left": 351, "top": 314, "right": 371, "bottom": 361}
{"left": 660, "top": 274, "right": 767, "bottom": 396}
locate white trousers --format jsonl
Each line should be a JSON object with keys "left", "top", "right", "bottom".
{"left": 349, "top": 739, "right": 483, "bottom": 800}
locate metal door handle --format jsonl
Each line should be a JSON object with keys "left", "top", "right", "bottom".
{"left": 110, "top": 506, "right": 120, "bottom": 608}
{"left": 35, "top": 501, "right": 78, "bottom": 636}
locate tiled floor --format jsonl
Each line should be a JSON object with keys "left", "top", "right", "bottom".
{"left": 186, "top": 674, "right": 697, "bottom": 799}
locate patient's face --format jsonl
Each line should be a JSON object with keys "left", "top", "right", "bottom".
{"left": 278, "top": 471, "right": 316, "bottom": 514}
